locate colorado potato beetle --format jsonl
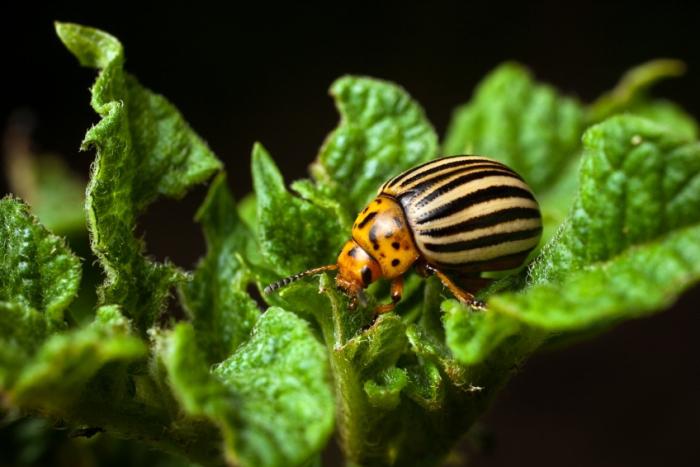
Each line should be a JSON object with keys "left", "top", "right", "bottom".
{"left": 264, "top": 155, "right": 542, "bottom": 312}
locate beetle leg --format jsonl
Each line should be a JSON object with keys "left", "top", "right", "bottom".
{"left": 425, "top": 265, "right": 485, "bottom": 310}
{"left": 374, "top": 276, "right": 404, "bottom": 314}
{"left": 414, "top": 260, "right": 431, "bottom": 278}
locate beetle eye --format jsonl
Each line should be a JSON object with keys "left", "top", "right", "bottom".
{"left": 360, "top": 265, "right": 373, "bottom": 286}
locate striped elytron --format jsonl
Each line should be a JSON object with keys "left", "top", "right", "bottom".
{"left": 265, "top": 155, "right": 542, "bottom": 312}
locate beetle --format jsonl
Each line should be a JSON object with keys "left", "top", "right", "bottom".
{"left": 264, "top": 155, "right": 542, "bottom": 313}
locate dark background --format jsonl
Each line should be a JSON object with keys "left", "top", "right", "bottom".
{"left": 2, "top": 2, "right": 699, "bottom": 466}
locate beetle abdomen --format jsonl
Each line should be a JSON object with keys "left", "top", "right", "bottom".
{"left": 380, "top": 156, "right": 542, "bottom": 271}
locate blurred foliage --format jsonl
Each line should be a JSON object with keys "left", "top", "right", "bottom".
{"left": 1, "top": 22, "right": 698, "bottom": 467}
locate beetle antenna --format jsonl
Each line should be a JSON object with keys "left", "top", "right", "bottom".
{"left": 263, "top": 265, "right": 338, "bottom": 294}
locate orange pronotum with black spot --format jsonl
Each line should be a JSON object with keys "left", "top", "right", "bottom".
{"left": 264, "top": 155, "right": 543, "bottom": 313}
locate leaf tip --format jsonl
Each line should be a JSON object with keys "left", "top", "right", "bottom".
{"left": 54, "top": 21, "right": 123, "bottom": 69}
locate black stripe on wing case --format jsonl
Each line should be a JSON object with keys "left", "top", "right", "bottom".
{"left": 397, "top": 164, "right": 514, "bottom": 202}
{"left": 413, "top": 169, "right": 522, "bottom": 208}
{"left": 394, "top": 158, "right": 503, "bottom": 189}
{"left": 415, "top": 185, "right": 536, "bottom": 225}
{"left": 384, "top": 156, "right": 468, "bottom": 189}
{"left": 418, "top": 207, "right": 541, "bottom": 237}
{"left": 423, "top": 227, "right": 542, "bottom": 253}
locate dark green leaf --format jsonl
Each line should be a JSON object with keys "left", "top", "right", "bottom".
{"left": 10, "top": 305, "right": 146, "bottom": 407}
{"left": 340, "top": 314, "right": 408, "bottom": 381}
{"left": 56, "top": 22, "right": 221, "bottom": 333}
{"left": 364, "top": 367, "right": 408, "bottom": 410}
{"left": 403, "top": 362, "right": 444, "bottom": 411}
{"left": 311, "top": 76, "right": 438, "bottom": 213}
{"left": 179, "top": 173, "right": 259, "bottom": 364}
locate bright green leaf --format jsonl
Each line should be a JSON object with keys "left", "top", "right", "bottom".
{"left": 443, "top": 62, "right": 585, "bottom": 192}
{"left": 0, "top": 197, "right": 81, "bottom": 326}
{"left": 531, "top": 116, "right": 700, "bottom": 282}
{"left": 442, "top": 300, "right": 524, "bottom": 365}
{"left": 490, "top": 224, "right": 700, "bottom": 330}
{"left": 311, "top": 76, "right": 438, "bottom": 213}
{"left": 252, "top": 142, "right": 345, "bottom": 277}
{"left": 237, "top": 193, "right": 258, "bottom": 232}
{"left": 624, "top": 99, "right": 698, "bottom": 140}
{"left": 55, "top": 22, "right": 221, "bottom": 333}
{"left": 448, "top": 115, "right": 700, "bottom": 364}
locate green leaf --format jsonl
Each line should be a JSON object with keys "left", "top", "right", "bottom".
{"left": 179, "top": 173, "right": 259, "bottom": 364}
{"left": 443, "top": 62, "right": 585, "bottom": 193}
{"left": 341, "top": 314, "right": 408, "bottom": 382}
{"left": 0, "top": 303, "right": 47, "bottom": 387}
{"left": 25, "top": 156, "right": 86, "bottom": 236}
{"left": 0, "top": 197, "right": 81, "bottom": 326}
{"left": 160, "top": 308, "right": 334, "bottom": 467}
{"left": 252, "top": 143, "right": 345, "bottom": 276}
{"left": 4, "top": 137, "right": 86, "bottom": 236}
{"left": 624, "top": 100, "right": 698, "bottom": 140}
{"left": 443, "top": 300, "right": 526, "bottom": 365}
{"left": 10, "top": 305, "right": 147, "bottom": 407}
{"left": 531, "top": 116, "right": 700, "bottom": 281}
{"left": 588, "top": 60, "right": 685, "bottom": 119}
{"left": 55, "top": 22, "right": 221, "bottom": 333}
{"left": 237, "top": 193, "right": 258, "bottom": 232}
{"left": 364, "top": 367, "right": 408, "bottom": 410}
{"left": 448, "top": 115, "right": 700, "bottom": 363}
{"left": 311, "top": 76, "right": 438, "bottom": 213}
{"left": 490, "top": 224, "right": 700, "bottom": 330}
{"left": 588, "top": 60, "right": 697, "bottom": 139}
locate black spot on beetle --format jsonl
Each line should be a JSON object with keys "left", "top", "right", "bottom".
{"left": 361, "top": 266, "right": 372, "bottom": 286}
{"left": 380, "top": 253, "right": 386, "bottom": 258}
{"left": 374, "top": 244, "right": 380, "bottom": 250}
{"left": 391, "top": 259, "right": 400, "bottom": 267}
{"left": 358, "top": 211, "right": 378, "bottom": 229}
{"left": 348, "top": 247, "right": 358, "bottom": 258}
{"left": 392, "top": 242, "right": 400, "bottom": 250}
{"left": 376, "top": 199, "right": 382, "bottom": 204}
{"left": 369, "top": 224, "right": 379, "bottom": 245}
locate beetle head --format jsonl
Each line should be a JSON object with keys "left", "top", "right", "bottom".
{"left": 335, "top": 240, "right": 382, "bottom": 305}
